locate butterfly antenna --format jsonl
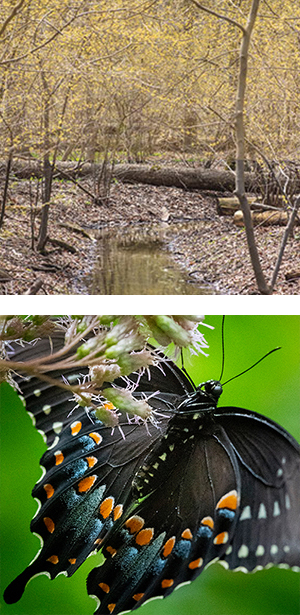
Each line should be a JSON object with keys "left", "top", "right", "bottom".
{"left": 222, "top": 347, "right": 281, "bottom": 386}
{"left": 180, "top": 349, "right": 196, "bottom": 390}
{"left": 218, "top": 315, "right": 226, "bottom": 382}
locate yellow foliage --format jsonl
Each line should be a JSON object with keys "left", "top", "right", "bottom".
{"left": 0, "top": 0, "right": 299, "bottom": 160}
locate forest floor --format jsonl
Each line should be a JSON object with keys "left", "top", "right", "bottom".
{"left": 0, "top": 173, "right": 299, "bottom": 295}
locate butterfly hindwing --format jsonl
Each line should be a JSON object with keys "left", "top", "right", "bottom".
{"left": 87, "top": 410, "right": 241, "bottom": 615}
{"left": 217, "top": 407, "right": 300, "bottom": 571}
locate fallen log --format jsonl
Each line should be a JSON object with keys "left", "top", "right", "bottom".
{"left": 233, "top": 210, "right": 299, "bottom": 227}
{"left": 218, "top": 195, "right": 259, "bottom": 215}
{"left": 1, "top": 159, "right": 257, "bottom": 192}
{"left": 285, "top": 271, "right": 300, "bottom": 280}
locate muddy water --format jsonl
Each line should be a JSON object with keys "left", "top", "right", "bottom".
{"left": 89, "top": 222, "right": 215, "bottom": 295}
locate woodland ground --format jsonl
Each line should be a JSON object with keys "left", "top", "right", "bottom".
{"left": 0, "top": 174, "right": 299, "bottom": 295}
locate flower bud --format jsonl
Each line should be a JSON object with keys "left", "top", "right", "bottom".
{"left": 95, "top": 403, "right": 119, "bottom": 427}
{"left": 74, "top": 392, "right": 92, "bottom": 407}
{"left": 146, "top": 316, "right": 192, "bottom": 347}
{"left": 118, "top": 350, "right": 155, "bottom": 376}
{"left": 90, "top": 363, "right": 121, "bottom": 386}
{"left": 103, "top": 387, "right": 152, "bottom": 419}
{"left": 105, "top": 334, "right": 144, "bottom": 359}
{"left": 76, "top": 337, "right": 102, "bottom": 359}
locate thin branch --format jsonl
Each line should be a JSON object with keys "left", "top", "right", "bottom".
{"left": 271, "top": 196, "right": 300, "bottom": 288}
{"left": 189, "top": 0, "right": 246, "bottom": 34}
{"left": 0, "top": 0, "right": 26, "bottom": 38}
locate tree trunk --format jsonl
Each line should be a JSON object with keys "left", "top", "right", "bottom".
{"left": 234, "top": 0, "right": 271, "bottom": 294}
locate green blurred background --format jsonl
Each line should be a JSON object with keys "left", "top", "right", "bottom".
{"left": 0, "top": 315, "right": 299, "bottom": 615}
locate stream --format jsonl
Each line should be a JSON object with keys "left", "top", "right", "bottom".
{"left": 88, "top": 222, "right": 216, "bottom": 295}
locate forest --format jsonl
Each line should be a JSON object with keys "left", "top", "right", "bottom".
{"left": 0, "top": 0, "right": 300, "bottom": 294}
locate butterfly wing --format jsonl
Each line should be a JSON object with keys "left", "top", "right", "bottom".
{"left": 4, "top": 335, "right": 191, "bottom": 604}
{"left": 216, "top": 407, "right": 300, "bottom": 571}
{"left": 87, "top": 421, "right": 241, "bottom": 615}
{"left": 9, "top": 334, "right": 193, "bottom": 447}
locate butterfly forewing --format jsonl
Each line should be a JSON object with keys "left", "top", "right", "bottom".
{"left": 4, "top": 335, "right": 192, "bottom": 605}
{"left": 9, "top": 335, "right": 193, "bottom": 448}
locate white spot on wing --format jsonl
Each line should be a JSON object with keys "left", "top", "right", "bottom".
{"left": 285, "top": 494, "right": 291, "bottom": 510}
{"left": 238, "top": 545, "right": 249, "bottom": 558}
{"left": 53, "top": 421, "right": 63, "bottom": 434}
{"left": 240, "top": 505, "right": 251, "bottom": 521}
{"left": 270, "top": 544, "right": 278, "bottom": 555}
{"left": 273, "top": 501, "right": 280, "bottom": 517}
{"left": 43, "top": 404, "right": 51, "bottom": 415}
{"left": 258, "top": 503, "right": 267, "bottom": 519}
{"left": 255, "top": 545, "right": 264, "bottom": 556}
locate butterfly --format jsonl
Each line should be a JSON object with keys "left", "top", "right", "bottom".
{"left": 3, "top": 330, "right": 300, "bottom": 615}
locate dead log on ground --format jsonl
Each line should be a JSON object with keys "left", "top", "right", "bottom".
{"left": 233, "top": 210, "right": 299, "bottom": 227}
{"left": 1, "top": 160, "right": 257, "bottom": 192}
{"left": 218, "top": 195, "right": 259, "bottom": 215}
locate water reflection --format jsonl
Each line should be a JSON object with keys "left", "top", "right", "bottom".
{"left": 90, "top": 223, "right": 215, "bottom": 295}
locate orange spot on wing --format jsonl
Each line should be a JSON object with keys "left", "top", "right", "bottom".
{"left": 135, "top": 528, "right": 154, "bottom": 546}
{"left": 54, "top": 451, "right": 64, "bottom": 465}
{"left": 188, "top": 557, "right": 203, "bottom": 569}
{"left": 100, "top": 497, "right": 114, "bottom": 519}
{"left": 108, "top": 603, "right": 116, "bottom": 613}
{"left": 133, "top": 593, "right": 144, "bottom": 601}
{"left": 106, "top": 546, "right": 117, "bottom": 556}
{"left": 181, "top": 528, "right": 193, "bottom": 540}
{"left": 161, "top": 579, "right": 174, "bottom": 588}
{"left": 43, "top": 483, "right": 54, "bottom": 499}
{"left": 216, "top": 490, "right": 238, "bottom": 511}
{"left": 78, "top": 475, "right": 97, "bottom": 493}
{"left": 47, "top": 555, "right": 59, "bottom": 564}
{"left": 163, "top": 537, "right": 176, "bottom": 557}
{"left": 43, "top": 517, "right": 55, "bottom": 533}
{"left": 104, "top": 402, "right": 116, "bottom": 410}
{"left": 125, "top": 515, "right": 144, "bottom": 534}
{"left": 214, "top": 531, "right": 229, "bottom": 545}
{"left": 113, "top": 504, "right": 123, "bottom": 520}
{"left": 201, "top": 516, "right": 214, "bottom": 529}
{"left": 99, "top": 582, "right": 110, "bottom": 594}
{"left": 71, "top": 421, "right": 82, "bottom": 435}
{"left": 68, "top": 558, "right": 76, "bottom": 564}
{"left": 86, "top": 456, "right": 97, "bottom": 468}
{"left": 89, "top": 432, "right": 102, "bottom": 445}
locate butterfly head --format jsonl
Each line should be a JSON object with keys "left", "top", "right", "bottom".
{"left": 176, "top": 379, "right": 223, "bottom": 415}
{"left": 198, "top": 379, "right": 223, "bottom": 403}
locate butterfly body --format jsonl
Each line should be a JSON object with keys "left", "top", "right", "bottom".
{"left": 3, "top": 333, "right": 300, "bottom": 615}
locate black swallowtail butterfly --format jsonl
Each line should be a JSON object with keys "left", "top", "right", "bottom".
{"left": 3, "top": 331, "right": 300, "bottom": 615}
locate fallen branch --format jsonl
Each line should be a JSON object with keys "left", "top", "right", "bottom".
{"left": 57, "top": 221, "right": 95, "bottom": 240}
{"left": 24, "top": 278, "right": 44, "bottom": 295}
{"left": 47, "top": 237, "right": 77, "bottom": 253}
